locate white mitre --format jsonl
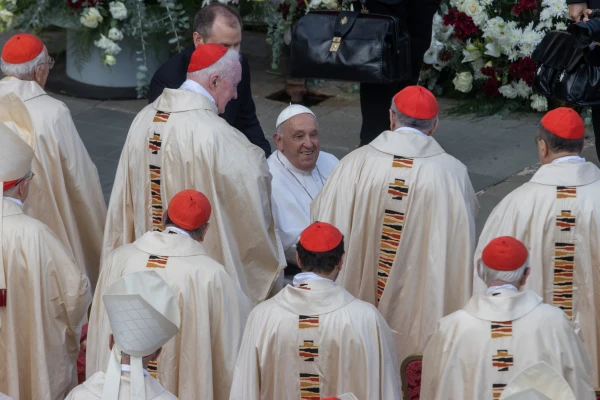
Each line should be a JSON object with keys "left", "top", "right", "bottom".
{"left": 101, "top": 270, "right": 180, "bottom": 400}
{"left": 0, "top": 93, "right": 34, "bottom": 331}
{"left": 276, "top": 104, "right": 316, "bottom": 129}
{"left": 499, "top": 362, "right": 576, "bottom": 400}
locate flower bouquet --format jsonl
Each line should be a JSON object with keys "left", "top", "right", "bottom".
{"left": 420, "top": 0, "right": 571, "bottom": 114}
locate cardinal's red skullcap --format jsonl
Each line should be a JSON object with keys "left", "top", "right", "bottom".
{"left": 2, "top": 179, "right": 19, "bottom": 191}
{"left": 300, "top": 222, "right": 343, "bottom": 252}
{"left": 541, "top": 107, "right": 585, "bottom": 140}
{"left": 322, "top": 398, "right": 341, "bottom": 400}
{"left": 1, "top": 34, "right": 44, "bottom": 64}
{"left": 393, "top": 85, "right": 439, "bottom": 120}
{"left": 187, "top": 43, "right": 228, "bottom": 73}
{"left": 482, "top": 236, "right": 529, "bottom": 271}
{"left": 167, "top": 190, "right": 212, "bottom": 231}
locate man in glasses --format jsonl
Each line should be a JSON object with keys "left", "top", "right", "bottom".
{"left": 0, "top": 33, "right": 107, "bottom": 289}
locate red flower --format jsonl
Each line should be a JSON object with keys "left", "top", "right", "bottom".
{"left": 509, "top": 56, "right": 535, "bottom": 86}
{"left": 66, "top": 0, "right": 100, "bottom": 10}
{"left": 483, "top": 78, "right": 502, "bottom": 97}
{"left": 513, "top": 0, "right": 537, "bottom": 16}
{"left": 443, "top": 9, "right": 480, "bottom": 41}
{"left": 439, "top": 49, "right": 453, "bottom": 63}
{"left": 280, "top": 0, "right": 307, "bottom": 21}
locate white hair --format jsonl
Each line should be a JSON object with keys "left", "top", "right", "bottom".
{"left": 186, "top": 49, "right": 241, "bottom": 82}
{"left": 477, "top": 257, "right": 530, "bottom": 286}
{"left": 1, "top": 47, "right": 46, "bottom": 80}
{"left": 3, "top": 169, "right": 31, "bottom": 198}
{"left": 390, "top": 101, "right": 438, "bottom": 131}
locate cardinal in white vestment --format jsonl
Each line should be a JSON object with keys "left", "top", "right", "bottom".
{"left": 475, "top": 107, "right": 600, "bottom": 385}
{"left": 0, "top": 110, "right": 91, "bottom": 399}
{"left": 499, "top": 362, "right": 577, "bottom": 400}
{"left": 267, "top": 105, "right": 338, "bottom": 265}
{"left": 67, "top": 270, "right": 179, "bottom": 400}
{"left": 311, "top": 85, "right": 479, "bottom": 366}
{"left": 88, "top": 190, "right": 250, "bottom": 399}
{"left": 103, "top": 43, "right": 284, "bottom": 304}
{"left": 0, "top": 33, "right": 106, "bottom": 286}
{"left": 230, "top": 222, "right": 401, "bottom": 400}
{"left": 422, "top": 237, "right": 595, "bottom": 400}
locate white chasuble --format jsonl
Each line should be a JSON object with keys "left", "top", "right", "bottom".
{"left": 267, "top": 150, "right": 339, "bottom": 263}
{"left": 475, "top": 161, "right": 600, "bottom": 385}
{"left": 421, "top": 289, "right": 595, "bottom": 400}
{"left": 87, "top": 231, "right": 250, "bottom": 400}
{"left": 65, "top": 372, "right": 177, "bottom": 399}
{"left": 102, "top": 89, "right": 285, "bottom": 304}
{"left": 310, "top": 130, "right": 479, "bottom": 365}
{"left": 229, "top": 279, "right": 401, "bottom": 400}
{"left": 0, "top": 199, "right": 91, "bottom": 400}
{"left": 0, "top": 77, "right": 107, "bottom": 287}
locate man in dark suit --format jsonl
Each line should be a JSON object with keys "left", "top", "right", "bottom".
{"left": 568, "top": 0, "right": 600, "bottom": 161}
{"left": 358, "top": 0, "right": 441, "bottom": 146}
{"left": 147, "top": 2, "right": 271, "bottom": 156}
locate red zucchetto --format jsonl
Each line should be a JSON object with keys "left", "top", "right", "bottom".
{"left": 1, "top": 33, "right": 44, "bottom": 64}
{"left": 541, "top": 107, "right": 585, "bottom": 140}
{"left": 299, "top": 222, "right": 343, "bottom": 252}
{"left": 393, "top": 85, "right": 439, "bottom": 120}
{"left": 187, "top": 43, "right": 228, "bottom": 73}
{"left": 481, "top": 236, "right": 529, "bottom": 271}
{"left": 167, "top": 189, "right": 212, "bottom": 230}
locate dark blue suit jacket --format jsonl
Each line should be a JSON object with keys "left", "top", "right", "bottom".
{"left": 147, "top": 45, "right": 271, "bottom": 156}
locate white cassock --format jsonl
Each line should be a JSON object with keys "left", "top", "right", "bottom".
{"left": 267, "top": 150, "right": 338, "bottom": 262}
{"left": 66, "top": 370, "right": 177, "bottom": 400}
{"left": 421, "top": 287, "right": 595, "bottom": 400}
{"left": 474, "top": 158, "right": 600, "bottom": 385}
{"left": 0, "top": 394, "right": 13, "bottom": 400}
{"left": 229, "top": 278, "right": 401, "bottom": 399}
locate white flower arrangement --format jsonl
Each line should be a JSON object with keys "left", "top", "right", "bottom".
{"left": 79, "top": 7, "right": 103, "bottom": 28}
{"left": 108, "top": 1, "right": 127, "bottom": 20}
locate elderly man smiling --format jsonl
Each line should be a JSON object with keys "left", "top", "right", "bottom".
{"left": 267, "top": 105, "right": 339, "bottom": 266}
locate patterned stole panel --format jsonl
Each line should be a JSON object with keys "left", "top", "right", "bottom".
{"left": 148, "top": 110, "right": 171, "bottom": 232}
{"left": 490, "top": 321, "right": 513, "bottom": 399}
{"left": 376, "top": 155, "right": 414, "bottom": 303}
{"left": 553, "top": 186, "right": 577, "bottom": 320}
{"left": 144, "top": 253, "right": 169, "bottom": 380}
{"left": 298, "top": 313, "right": 320, "bottom": 399}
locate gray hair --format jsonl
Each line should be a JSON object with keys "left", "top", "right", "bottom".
{"left": 186, "top": 49, "right": 241, "bottom": 82}
{"left": 1, "top": 48, "right": 46, "bottom": 80}
{"left": 477, "top": 258, "right": 529, "bottom": 286}
{"left": 390, "top": 101, "right": 438, "bottom": 131}
{"left": 3, "top": 170, "right": 31, "bottom": 198}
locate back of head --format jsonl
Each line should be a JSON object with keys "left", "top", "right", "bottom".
{"left": 537, "top": 108, "right": 585, "bottom": 156}
{"left": 390, "top": 85, "right": 439, "bottom": 133}
{"left": 0, "top": 33, "right": 46, "bottom": 82}
{"left": 165, "top": 189, "right": 211, "bottom": 240}
{"left": 478, "top": 236, "right": 529, "bottom": 286}
{"left": 297, "top": 222, "right": 345, "bottom": 275}
{"left": 193, "top": 2, "right": 242, "bottom": 42}
{"left": 187, "top": 45, "right": 240, "bottom": 83}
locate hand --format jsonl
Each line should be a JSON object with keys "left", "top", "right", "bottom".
{"left": 584, "top": 8, "right": 594, "bottom": 21}
{"left": 569, "top": 3, "right": 588, "bottom": 21}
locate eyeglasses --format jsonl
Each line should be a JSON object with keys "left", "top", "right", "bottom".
{"left": 14, "top": 172, "right": 34, "bottom": 187}
{"left": 38, "top": 57, "right": 54, "bottom": 70}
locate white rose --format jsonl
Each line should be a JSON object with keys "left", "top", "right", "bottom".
{"left": 108, "top": 27, "right": 123, "bottom": 41}
{"left": 94, "top": 34, "right": 122, "bottom": 55}
{"left": 453, "top": 71, "right": 473, "bottom": 93}
{"left": 109, "top": 1, "right": 128, "bottom": 20}
{"left": 80, "top": 7, "right": 103, "bottom": 28}
{"left": 0, "top": 9, "right": 13, "bottom": 26}
{"left": 530, "top": 94, "right": 548, "bottom": 112}
{"left": 499, "top": 84, "right": 518, "bottom": 99}
{"left": 485, "top": 41, "right": 501, "bottom": 57}
{"left": 460, "top": 0, "right": 485, "bottom": 24}
{"left": 104, "top": 54, "right": 116, "bottom": 66}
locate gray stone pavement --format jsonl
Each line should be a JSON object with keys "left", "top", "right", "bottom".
{"left": 42, "top": 30, "right": 599, "bottom": 237}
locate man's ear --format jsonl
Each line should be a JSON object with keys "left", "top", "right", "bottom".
{"left": 389, "top": 109, "right": 396, "bottom": 131}
{"left": 192, "top": 32, "right": 203, "bottom": 48}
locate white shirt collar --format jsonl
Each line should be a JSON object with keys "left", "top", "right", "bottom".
{"left": 486, "top": 284, "right": 519, "bottom": 295}
{"left": 394, "top": 126, "right": 429, "bottom": 137}
{"left": 179, "top": 79, "right": 215, "bottom": 103}
{"left": 165, "top": 226, "right": 191, "bottom": 237}
{"left": 3, "top": 197, "right": 23, "bottom": 208}
{"left": 293, "top": 271, "right": 335, "bottom": 287}
{"left": 551, "top": 155, "right": 586, "bottom": 164}
{"left": 120, "top": 364, "right": 150, "bottom": 377}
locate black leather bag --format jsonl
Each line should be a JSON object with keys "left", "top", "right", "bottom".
{"left": 289, "top": 9, "right": 411, "bottom": 83}
{"left": 532, "top": 30, "right": 600, "bottom": 105}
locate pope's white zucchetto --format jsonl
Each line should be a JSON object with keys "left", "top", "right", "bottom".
{"left": 276, "top": 104, "right": 316, "bottom": 129}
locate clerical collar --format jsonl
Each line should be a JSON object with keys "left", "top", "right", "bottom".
{"left": 121, "top": 364, "right": 150, "bottom": 377}
{"left": 293, "top": 271, "right": 335, "bottom": 287}
{"left": 165, "top": 226, "right": 190, "bottom": 237}
{"left": 179, "top": 79, "right": 215, "bottom": 104}
{"left": 551, "top": 155, "right": 586, "bottom": 164}
{"left": 3, "top": 197, "right": 23, "bottom": 208}
{"left": 394, "top": 126, "right": 428, "bottom": 137}
{"left": 486, "top": 284, "right": 519, "bottom": 295}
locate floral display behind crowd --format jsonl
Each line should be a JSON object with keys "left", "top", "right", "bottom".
{"left": 421, "top": 0, "right": 569, "bottom": 113}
